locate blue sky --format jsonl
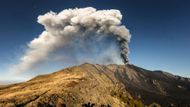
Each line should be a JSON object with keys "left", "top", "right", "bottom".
{"left": 0, "top": 0, "right": 190, "bottom": 80}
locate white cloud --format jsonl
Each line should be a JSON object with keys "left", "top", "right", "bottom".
{"left": 10, "top": 7, "right": 131, "bottom": 74}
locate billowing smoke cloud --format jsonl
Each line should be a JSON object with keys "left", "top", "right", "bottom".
{"left": 10, "top": 7, "right": 131, "bottom": 74}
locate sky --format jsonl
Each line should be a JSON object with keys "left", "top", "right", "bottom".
{"left": 0, "top": 0, "right": 190, "bottom": 80}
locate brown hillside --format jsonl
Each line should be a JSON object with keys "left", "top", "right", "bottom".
{"left": 0, "top": 63, "right": 189, "bottom": 107}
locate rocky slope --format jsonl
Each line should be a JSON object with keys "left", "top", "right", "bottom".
{"left": 0, "top": 63, "right": 189, "bottom": 107}
{"left": 111, "top": 64, "right": 190, "bottom": 107}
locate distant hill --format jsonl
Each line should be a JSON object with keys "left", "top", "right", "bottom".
{"left": 0, "top": 80, "right": 21, "bottom": 85}
{"left": 0, "top": 63, "right": 189, "bottom": 107}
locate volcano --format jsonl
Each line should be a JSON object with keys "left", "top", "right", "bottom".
{"left": 0, "top": 63, "right": 190, "bottom": 107}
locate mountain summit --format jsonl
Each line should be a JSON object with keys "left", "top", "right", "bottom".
{"left": 0, "top": 63, "right": 190, "bottom": 107}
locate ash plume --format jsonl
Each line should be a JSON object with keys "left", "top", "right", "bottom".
{"left": 10, "top": 7, "right": 131, "bottom": 74}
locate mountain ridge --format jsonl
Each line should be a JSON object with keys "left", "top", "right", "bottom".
{"left": 0, "top": 63, "right": 190, "bottom": 107}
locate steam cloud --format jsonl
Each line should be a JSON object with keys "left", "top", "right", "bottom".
{"left": 10, "top": 7, "right": 131, "bottom": 74}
